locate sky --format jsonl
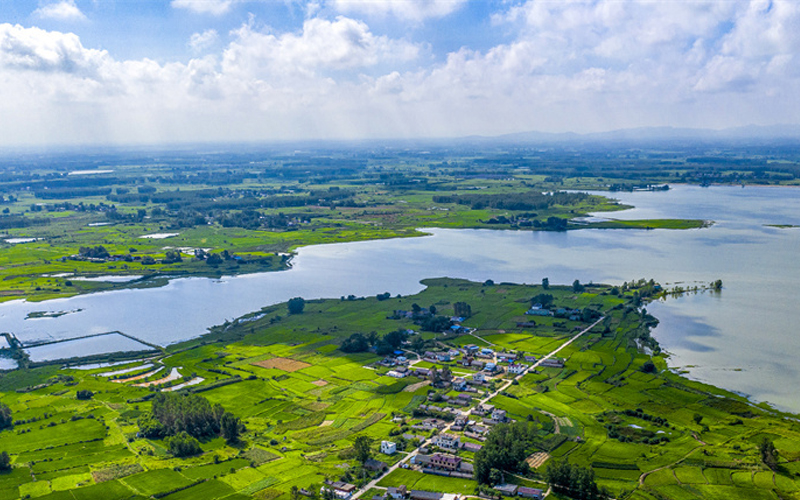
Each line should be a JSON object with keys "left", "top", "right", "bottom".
{"left": 1, "top": 0, "right": 799, "bottom": 146}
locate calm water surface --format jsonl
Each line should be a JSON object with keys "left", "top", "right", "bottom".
{"left": 0, "top": 185, "right": 798, "bottom": 410}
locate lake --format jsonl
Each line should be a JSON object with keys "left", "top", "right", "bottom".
{"left": 0, "top": 185, "right": 798, "bottom": 411}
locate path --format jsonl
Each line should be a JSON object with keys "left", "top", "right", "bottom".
{"left": 353, "top": 317, "right": 605, "bottom": 499}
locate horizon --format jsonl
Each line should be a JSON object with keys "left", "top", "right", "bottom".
{"left": 2, "top": 0, "right": 800, "bottom": 146}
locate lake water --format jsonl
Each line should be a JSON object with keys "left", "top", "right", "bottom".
{"left": 0, "top": 185, "right": 798, "bottom": 410}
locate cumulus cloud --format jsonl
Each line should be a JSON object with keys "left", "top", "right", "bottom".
{"left": 332, "top": 0, "right": 467, "bottom": 22}
{"left": 0, "top": 23, "right": 107, "bottom": 75}
{"left": 172, "top": 0, "right": 235, "bottom": 16}
{"left": 34, "top": 0, "right": 86, "bottom": 22}
{"left": 189, "top": 29, "right": 219, "bottom": 53}
{"left": 222, "top": 16, "right": 419, "bottom": 79}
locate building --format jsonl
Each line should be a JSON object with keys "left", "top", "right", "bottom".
{"left": 461, "top": 441, "right": 483, "bottom": 452}
{"left": 421, "top": 418, "right": 447, "bottom": 430}
{"left": 364, "top": 459, "right": 388, "bottom": 472}
{"left": 472, "top": 372, "right": 486, "bottom": 383}
{"left": 381, "top": 440, "right": 397, "bottom": 455}
{"left": 410, "top": 491, "right": 443, "bottom": 500}
{"left": 472, "top": 404, "right": 494, "bottom": 416}
{"left": 456, "top": 393, "right": 472, "bottom": 403}
{"left": 452, "top": 377, "right": 468, "bottom": 391}
{"left": 387, "top": 370, "right": 406, "bottom": 378}
{"left": 493, "top": 484, "right": 519, "bottom": 496}
{"left": 431, "top": 433, "right": 460, "bottom": 451}
{"left": 508, "top": 364, "right": 527, "bottom": 375}
{"left": 526, "top": 308, "right": 552, "bottom": 316}
{"left": 518, "top": 487, "right": 544, "bottom": 499}
{"left": 322, "top": 482, "right": 357, "bottom": 499}
{"left": 524, "top": 355, "right": 537, "bottom": 363}
{"left": 498, "top": 353, "right": 516, "bottom": 363}
{"left": 539, "top": 358, "right": 564, "bottom": 368}
{"left": 412, "top": 454, "right": 431, "bottom": 467}
{"left": 491, "top": 408, "right": 508, "bottom": 422}
{"left": 484, "top": 363, "right": 498, "bottom": 373}
{"left": 387, "top": 486, "right": 408, "bottom": 499}
{"left": 429, "top": 453, "right": 462, "bottom": 471}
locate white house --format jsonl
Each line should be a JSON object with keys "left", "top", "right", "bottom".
{"left": 472, "top": 372, "right": 486, "bottom": 383}
{"left": 381, "top": 440, "right": 397, "bottom": 455}
{"left": 431, "top": 433, "right": 461, "bottom": 451}
{"left": 508, "top": 364, "right": 527, "bottom": 375}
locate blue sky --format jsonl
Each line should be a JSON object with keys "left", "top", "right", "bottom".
{"left": 1, "top": 0, "right": 799, "bottom": 146}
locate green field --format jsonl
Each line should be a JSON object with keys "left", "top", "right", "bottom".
{"left": 0, "top": 278, "right": 798, "bottom": 500}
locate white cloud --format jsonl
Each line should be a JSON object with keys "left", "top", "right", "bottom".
{"left": 171, "top": 0, "right": 235, "bottom": 16}
{"left": 2, "top": 2, "right": 800, "bottom": 146}
{"left": 222, "top": 16, "right": 419, "bottom": 79}
{"left": 34, "top": 0, "right": 87, "bottom": 22}
{"left": 332, "top": 0, "right": 467, "bottom": 22}
{"left": 0, "top": 23, "right": 107, "bottom": 75}
{"left": 189, "top": 29, "right": 219, "bottom": 53}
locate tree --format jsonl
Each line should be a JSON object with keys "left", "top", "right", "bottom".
{"left": 572, "top": 279, "right": 585, "bottom": 293}
{"left": 221, "top": 412, "right": 240, "bottom": 444}
{"left": 291, "top": 485, "right": 301, "bottom": 500}
{"left": 0, "top": 451, "right": 10, "bottom": 472}
{"left": 353, "top": 435, "right": 373, "bottom": 464}
{"left": 439, "top": 366, "right": 453, "bottom": 383}
{"left": 0, "top": 403, "right": 11, "bottom": 430}
{"left": 474, "top": 421, "right": 538, "bottom": 484}
{"left": 340, "top": 333, "right": 369, "bottom": 353}
{"left": 140, "top": 392, "right": 225, "bottom": 439}
{"left": 288, "top": 297, "right": 306, "bottom": 314}
{"left": 759, "top": 438, "right": 779, "bottom": 470}
{"left": 429, "top": 305, "right": 437, "bottom": 315}
{"left": 76, "top": 389, "right": 94, "bottom": 400}
{"left": 693, "top": 413, "right": 703, "bottom": 425}
{"left": 640, "top": 360, "right": 657, "bottom": 374}
{"left": 206, "top": 253, "right": 223, "bottom": 266}
{"left": 488, "top": 468, "right": 504, "bottom": 486}
{"left": 531, "top": 293, "right": 554, "bottom": 308}
{"left": 542, "top": 277, "right": 550, "bottom": 289}
{"left": 545, "top": 460, "right": 604, "bottom": 500}
{"left": 454, "top": 302, "right": 472, "bottom": 318}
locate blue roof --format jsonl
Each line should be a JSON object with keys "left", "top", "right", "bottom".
{"left": 394, "top": 350, "right": 403, "bottom": 355}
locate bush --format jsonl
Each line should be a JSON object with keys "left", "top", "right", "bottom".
{"left": 167, "top": 432, "right": 202, "bottom": 458}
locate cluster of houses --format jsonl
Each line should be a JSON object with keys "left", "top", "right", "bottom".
{"left": 525, "top": 303, "right": 583, "bottom": 321}
{"left": 371, "top": 485, "right": 542, "bottom": 500}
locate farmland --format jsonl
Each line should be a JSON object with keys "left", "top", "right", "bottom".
{"left": 0, "top": 277, "right": 798, "bottom": 499}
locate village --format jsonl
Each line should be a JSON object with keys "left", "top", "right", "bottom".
{"left": 316, "top": 311, "right": 582, "bottom": 500}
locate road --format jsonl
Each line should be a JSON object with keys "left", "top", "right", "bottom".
{"left": 353, "top": 316, "right": 605, "bottom": 499}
